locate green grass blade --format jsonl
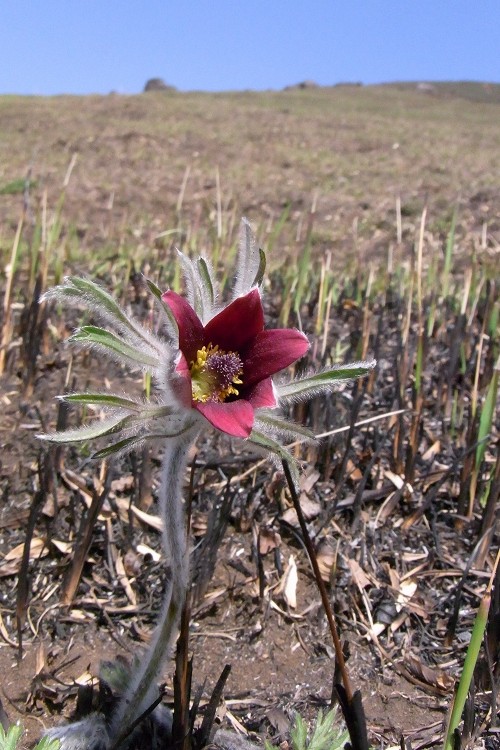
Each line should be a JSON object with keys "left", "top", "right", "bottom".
{"left": 443, "top": 590, "right": 491, "bottom": 750}
{"left": 415, "top": 333, "right": 424, "bottom": 393}
{"left": 442, "top": 208, "right": 457, "bottom": 298}
{"left": 266, "top": 203, "right": 291, "bottom": 254}
{"left": 294, "top": 234, "right": 311, "bottom": 314}
{"left": 476, "top": 359, "right": 499, "bottom": 473}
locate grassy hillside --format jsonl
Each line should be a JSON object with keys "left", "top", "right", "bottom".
{"left": 0, "top": 84, "right": 498, "bottom": 277}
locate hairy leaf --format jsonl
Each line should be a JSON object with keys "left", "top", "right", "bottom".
{"left": 308, "top": 709, "right": 348, "bottom": 750}
{"left": 178, "top": 252, "right": 218, "bottom": 323}
{"left": 38, "top": 414, "right": 131, "bottom": 443}
{"left": 91, "top": 434, "right": 148, "bottom": 458}
{"left": 197, "top": 257, "right": 215, "bottom": 309}
{"left": 145, "top": 277, "right": 179, "bottom": 338}
{"left": 255, "top": 412, "right": 316, "bottom": 442}
{"left": 34, "top": 737, "right": 61, "bottom": 750}
{"left": 0, "top": 723, "right": 23, "bottom": 750}
{"left": 233, "top": 217, "right": 263, "bottom": 298}
{"left": 70, "top": 326, "right": 159, "bottom": 368}
{"left": 290, "top": 713, "right": 308, "bottom": 750}
{"left": 277, "top": 360, "right": 376, "bottom": 402}
{"left": 47, "top": 276, "right": 158, "bottom": 352}
{"left": 248, "top": 429, "right": 300, "bottom": 488}
{"left": 60, "top": 393, "right": 142, "bottom": 411}
{"left": 91, "top": 426, "right": 191, "bottom": 459}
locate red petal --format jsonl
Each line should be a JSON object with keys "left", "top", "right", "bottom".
{"left": 242, "top": 329, "right": 309, "bottom": 387}
{"left": 245, "top": 378, "right": 276, "bottom": 408}
{"left": 171, "top": 353, "right": 193, "bottom": 407}
{"left": 204, "top": 289, "right": 264, "bottom": 352}
{"left": 195, "top": 400, "right": 255, "bottom": 438}
{"left": 162, "top": 291, "right": 204, "bottom": 362}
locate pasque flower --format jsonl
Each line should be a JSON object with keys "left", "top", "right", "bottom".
{"left": 40, "top": 218, "right": 375, "bottom": 749}
{"left": 163, "top": 287, "right": 309, "bottom": 437}
{"left": 40, "top": 219, "right": 374, "bottom": 467}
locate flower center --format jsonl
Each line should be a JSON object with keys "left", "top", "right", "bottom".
{"left": 190, "top": 344, "right": 243, "bottom": 403}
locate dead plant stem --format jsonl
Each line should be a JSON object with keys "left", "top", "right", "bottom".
{"left": 282, "top": 459, "right": 354, "bottom": 703}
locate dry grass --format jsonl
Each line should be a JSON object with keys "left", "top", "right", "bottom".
{"left": 0, "top": 85, "right": 499, "bottom": 275}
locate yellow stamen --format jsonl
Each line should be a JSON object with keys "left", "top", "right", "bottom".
{"left": 190, "top": 343, "right": 243, "bottom": 403}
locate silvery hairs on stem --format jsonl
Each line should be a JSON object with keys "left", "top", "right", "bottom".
{"left": 39, "top": 218, "right": 375, "bottom": 749}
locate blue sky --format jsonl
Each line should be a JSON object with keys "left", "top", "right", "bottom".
{"left": 1, "top": 1, "right": 499, "bottom": 95}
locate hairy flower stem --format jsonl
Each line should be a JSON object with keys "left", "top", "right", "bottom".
{"left": 109, "top": 427, "right": 197, "bottom": 745}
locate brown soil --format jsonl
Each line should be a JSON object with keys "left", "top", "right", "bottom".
{"left": 0, "top": 338, "right": 495, "bottom": 749}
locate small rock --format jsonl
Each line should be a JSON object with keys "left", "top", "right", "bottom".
{"left": 143, "top": 78, "right": 176, "bottom": 92}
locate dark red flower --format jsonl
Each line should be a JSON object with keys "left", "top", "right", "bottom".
{"left": 162, "top": 288, "right": 309, "bottom": 438}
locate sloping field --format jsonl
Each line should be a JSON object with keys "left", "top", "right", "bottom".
{"left": 0, "top": 83, "right": 499, "bottom": 268}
